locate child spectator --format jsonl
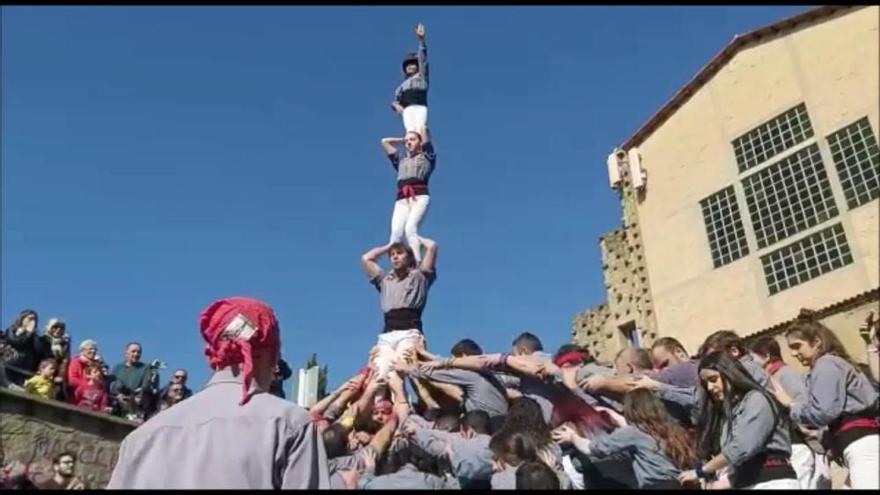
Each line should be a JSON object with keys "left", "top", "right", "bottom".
{"left": 73, "top": 364, "right": 109, "bottom": 413}
{"left": 23, "top": 358, "right": 58, "bottom": 400}
{"left": 36, "top": 318, "right": 71, "bottom": 399}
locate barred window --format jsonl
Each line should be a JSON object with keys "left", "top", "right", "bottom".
{"left": 700, "top": 186, "right": 750, "bottom": 267}
{"left": 742, "top": 144, "right": 838, "bottom": 249}
{"left": 761, "top": 223, "right": 853, "bottom": 295}
{"left": 826, "top": 117, "right": 880, "bottom": 209}
{"left": 732, "top": 103, "right": 814, "bottom": 172}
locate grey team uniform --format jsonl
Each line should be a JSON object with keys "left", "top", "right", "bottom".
{"left": 393, "top": 40, "right": 429, "bottom": 109}
{"left": 371, "top": 267, "right": 435, "bottom": 332}
{"left": 107, "top": 368, "right": 330, "bottom": 489}
{"left": 359, "top": 463, "right": 459, "bottom": 489}
{"left": 586, "top": 425, "right": 682, "bottom": 488}
{"left": 791, "top": 354, "right": 878, "bottom": 428}
{"left": 409, "top": 366, "right": 508, "bottom": 419}
{"left": 721, "top": 390, "right": 794, "bottom": 487}
{"left": 410, "top": 426, "right": 494, "bottom": 483}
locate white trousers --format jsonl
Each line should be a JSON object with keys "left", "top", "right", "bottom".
{"left": 743, "top": 478, "right": 800, "bottom": 489}
{"left": 373, "top": 329, "right": 422, "bottom": 381}
{"left": 402, "top": 105, "right": 428, "bottom": 133}
{"left": 843, "top": 434, "right": 880, "bottom": 489}
{"left": 389, "top": 195, "right": 430, "bottom": 263}
{"left": 790, "top": 443, "right": 831, "bottom": 489}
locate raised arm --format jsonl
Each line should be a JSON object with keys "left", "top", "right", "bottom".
{"left": 381, "top": 137, "right": 403, "bottom": 156}
{"left": 362, "top": 244, "right": 391, "bottom": 281}
{"left": 419, "top": 237, "right": 437, "bottom": 274}
{"left": 415, "top": 23, "right": 428, "bottom": 81}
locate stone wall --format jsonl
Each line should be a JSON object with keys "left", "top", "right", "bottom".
{"left": 573, "top": 152, "right": 658, "bottom": 360}
{"left": 0, "top": 388, "right": 135, "bottom": 488}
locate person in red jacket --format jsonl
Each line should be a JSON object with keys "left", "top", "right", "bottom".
{"left": 73, "top": 364, "right": 109, "bottom": 413}
{"left": 66, "top": 339, "right": 99, "bottom": 396}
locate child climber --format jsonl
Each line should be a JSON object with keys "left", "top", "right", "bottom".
{"left": 392, "top": 23, "right": 429, "bottom": 133}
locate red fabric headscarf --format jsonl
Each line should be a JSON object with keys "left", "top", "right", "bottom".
{"left": 199, "top": 297, "right": 280, "bottom": 405}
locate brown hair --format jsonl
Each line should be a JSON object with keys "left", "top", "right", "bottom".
{"left": 623, "top": 388, "right": 696, "bottom": 470}
{"left": 37, "top": 358, "right": 57, "bottom": 372}
{"left": 784, "top": 309, "right": 855, "bottom": 365}
{"left": 388, "top": 242, "right": 417, "bottom": 269}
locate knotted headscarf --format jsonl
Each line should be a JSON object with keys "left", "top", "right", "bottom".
{"left": 199, "top": 297, "right": 280, "bottom": 405}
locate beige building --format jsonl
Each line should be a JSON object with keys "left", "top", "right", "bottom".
{"left": 573, "top": 5, "right": 880, "bottom": 365}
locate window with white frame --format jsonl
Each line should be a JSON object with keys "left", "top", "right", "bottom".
{"left": 742, "top": 144, "right": 838, "bottom": 249}
{"left": 732, "top": 103, "right": 814, "bottom": 173}
{"left": 760, "top": 223, "right": 853, "bottom": 295}
{"left": 826, "top": 117, "right": 880, "bottom": 209}
{"left": 700, "top": 186, "right": 750, "bottom": 268}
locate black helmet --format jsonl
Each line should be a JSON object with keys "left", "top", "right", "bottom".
{"left": 402, "top": 52, "right": 418, "bottom": 73}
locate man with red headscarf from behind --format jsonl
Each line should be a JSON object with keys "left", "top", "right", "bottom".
{"left": 108, "top": 297, "right": 330, "bottom": 489}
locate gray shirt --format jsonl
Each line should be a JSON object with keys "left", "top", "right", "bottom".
{"left": 389, "top": 142, "right": 436, "bottom": 184}
{"left": 107, "top": 367, "right": 330, "bottom": 489}
{"left": 412, "top": 427, "right": 494, "bottom": 482}
{"left": 359, "top": 464, "right": 459, "bottom": 489}
{"left": 770, "top": 363, "right": 806, "bottom": 405}
{"left": 518, "top": 351, "right": 561, "bottom": 424}
{"left": 588, "top": 425, "right": 680, "bottom": 488}
{"left": 409, "top": 367, "right": 508, "bottom": 418}
{"left": 740, "top": 354, "right": 772, "bottom": 389}
{"left": 393, "top": 40, "right": 429, "bottom": 105}
{"left": 792, "top": 354, "right": 879, "bottom": 427}
{"left": 574, "top": 362, "right": 625, "bottom": 412}
{"left": 371, "top": 267, "right": 435, "bottom": 314}
{"left": 722, "top": 390, "right": 792, "bottom": 470}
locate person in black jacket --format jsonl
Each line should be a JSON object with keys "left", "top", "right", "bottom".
{"left": 3, "top": 309, "right": 41, "bottom": 385}
{"left": 270, "top": 358, "right": 293, "bottom": 399}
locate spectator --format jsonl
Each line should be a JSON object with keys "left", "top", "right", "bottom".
{"left": 73, "top": 364, "right": 110, "bottom": 413}
{"left": 159, "top": 369, "right": 193, "bottom": 402}
{"left": 269, "top": 358, "right": 292, "bottom": 399}
{"left": 0, "top": 460, "right": 37, "bottom": 490}
{"left": 37, "top": 452, "right": 88, "bottom": 490}
{"left": 3, "top": 309, "right": 40, "bottom": 385}
{"left": 516, "top": 461, "right": 560, "bottom": 490}
{"left": 120, "top": 387, "right": 150, "bottom": 423}
{"left": 36, "top": 318, "right": 71, "bottom": 399}
{"left": 66, "top": 340, "right": 99, "bottom": 396}
{"left": 159, "top": 382, "right": 187, "bottom": 412}
{"left": 23, "top": 358, "right": 58, "bottom": 401}
{"left": 108, "top": 297, "right": 331, "bottom": 489}
{"left": 109, "top": 342, "right": 153, "bottom": 411}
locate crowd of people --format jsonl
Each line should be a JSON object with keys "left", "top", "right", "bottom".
{"left": 6, "top": 21, "right": 880, "bottom": 491}
{"left": 0, "top": 309, "right": 294, "bottom": 424}
{"left": 0, "top": 309, "right": 190, "bottom": 423}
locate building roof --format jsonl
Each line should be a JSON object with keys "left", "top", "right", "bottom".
{"left": 744, "top": 287, "right": 880, "bottom": 340}
{"left": 619, "top": 5, "right": 866, "bottom": 151}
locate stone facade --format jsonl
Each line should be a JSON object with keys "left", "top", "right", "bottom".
{"left": 0, "top": 388, "right": 135, "bottom": 488}
{"left": 574, "top": 6, "right": 880, "bottom": 359}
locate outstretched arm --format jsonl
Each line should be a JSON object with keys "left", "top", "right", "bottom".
{"left": 362, "top": 244, "right": 391, "bottom": 281}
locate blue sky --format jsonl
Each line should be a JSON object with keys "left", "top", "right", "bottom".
{"left": 2, "top": 6, "right": 809, "bottom": 394}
